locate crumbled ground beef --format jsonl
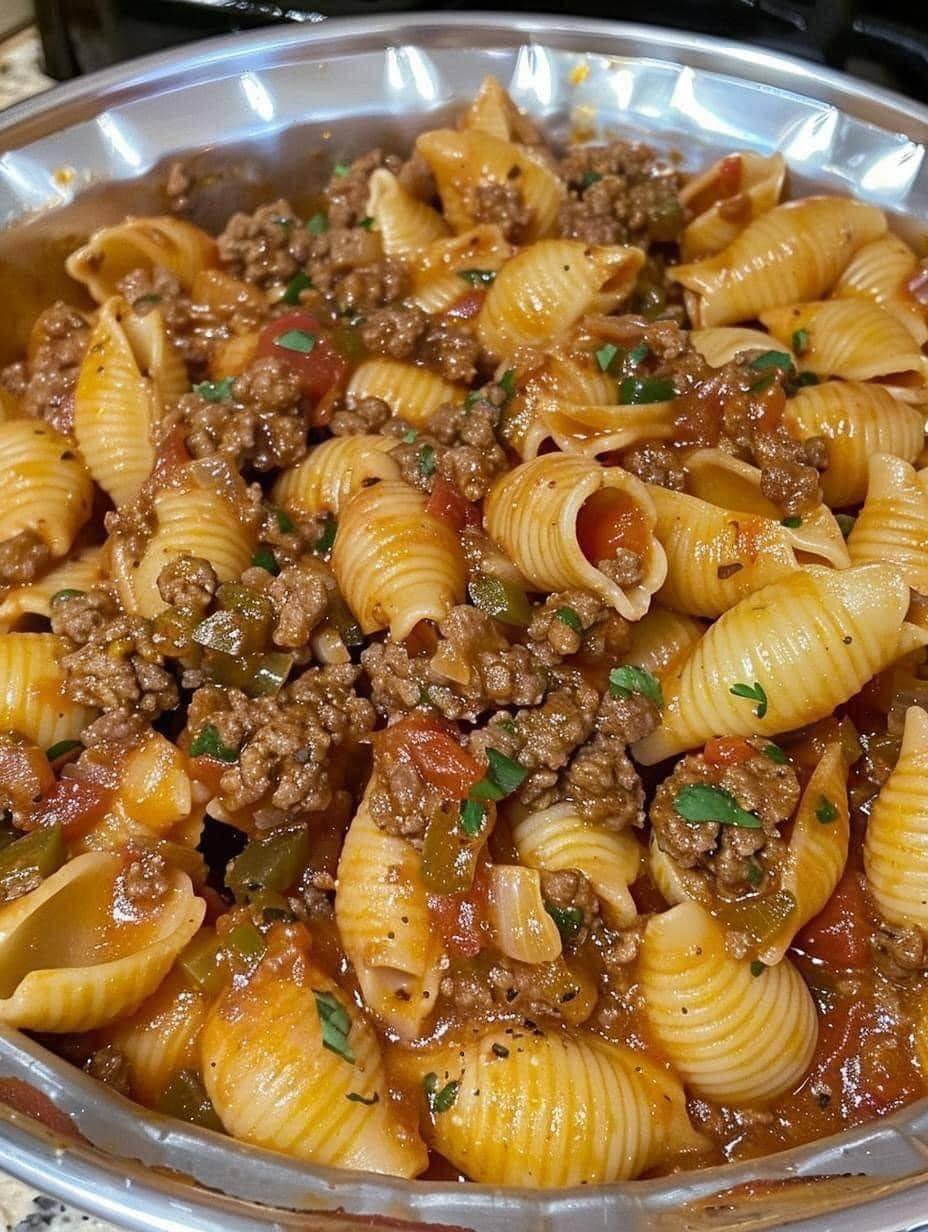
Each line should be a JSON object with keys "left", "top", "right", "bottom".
{"left": 649, "top": 744, "right": 800, "bottom": 894}
{"left": 432, "top": 606, "right": 547, "bottom": 712}
{"left": 171, "top": 355, "right": 307, "bottom": 471}
{"left": 358, "top": 309, "right": 478, "bottom": 383}
{"left": 600, "top": 924, "right": 644, "bottom": 971}
{"left": 873, "top": 924, "right": 928, "bottom": 980}
{"left": 118, "top": 850, "right": 171, "bottom": 913}
{"left": 329, "top": 395, "right": 391, "bottom": 436}
{"left": 262, "top": 557, "right": 334, "bottom": 649}
{"left": 0, "top": 530, "right": 52, "bottom": 588}
{"left": 620, "top": 440, "right": 686, "bottom": 490}
{"left": 439, "top": 958, "right": 593, "bottom": 1023}
{"left": 359, "top": 304, "right": 429, "bottom": 360}
{"left": 336, "top": 257, "right": 411, "bottom": 313}
{"left": 465, "top": 180, "right": 532, "bottom": 243}
{"left": 528, "top": 589, "right": 629, "bottom": 659}
{"left": 186, "top": 664, "right": 373, "bottom": 828}
{"left": 0, "top": 302, "right": 89, "bottom": 433}
{"left": 540, "top": 868, "right": 599, "bottom": 939}
{"left": 596, "top": 689, "right": 660, "bottom": 746}
{"left": 157, "top": 555, "right": 218, "bottom": 612}
{"left": 558, "top": 141, "right": 684, "bottom": 246}
{"left": 558, "top": 732, "right": 645, "bottom": 829}
{"left": 48, "top": 587, "right": 113, "bottom": 643}
{"left": 418, "top": 320, "right": 481, "bottom": 385}
{"left": 597, "top": 548, "right": 644, "bottom": 589}
{"left": 325, "top": 149, "right": 401, "bottom": 229}
{"left": 80, "top": 709, "right": 151, "bottom": 748}
{"left": 217, "top": 199, "right": 311, "bottom": 289}
{"left": 367, "top": 742, "right": 433, "bottom": 838}
{"left": 386, "top": 398, "right": 508, "bottom": 502}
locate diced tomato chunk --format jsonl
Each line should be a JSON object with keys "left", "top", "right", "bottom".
{"left": 576, "top": 486, "right": 649, "bottom": 566}
{"left": 704, "top": 736, "right": 755, "bottom": 767}
{"left": 795, "top": 868, "right": 870, "bottom": 968}
{"left": 257, "top": 311, "right": 347, "bottom": 400}
{"left": 25, "top": 777, "right": 111, "bottom": 841}
{"left": 428, "top": 862, "right": 490, "bottom": 958}
{"left": 425, "top": 478, "right": 480, "bottom": 533}
{"left": 373, "top": 714, "right": 482, "bottom": 799}
{"left": 443, "top": 290, "right": 485, "bottom": 320}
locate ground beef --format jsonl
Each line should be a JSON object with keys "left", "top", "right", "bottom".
{"left": 539, "top": 868, "right": 599, "bottom": 939}
{"left": 439, "top": 958, "right": 594, "bottom": 1022}
{"left": 620, "top": 440, "right": 686, "bottom": 491}
{"left": 558, "top": 732, "right": 645, "bottom": 829}
{"left": 395, "top": 150, "right": 437, "bottom": 202}
{"left": 600, "top": 924, "right": 644, "bottom": 971}
{"left": 432, "top": 606, "right": 547, "bottom": 714}
{"left": 754, "top": 428, "right": 825, "bottom": 515}
{"left": 118, "top": 850, "right": 171, "bottom": 913}
{"left": 329, "top": 395, "right": 391, "bottom": 437}
{"left": 0, "top": 530, "right": 52, "bottom": 588}
{"left": 649, "top": 745, "right": 801, "bottom": 894}
{"left": 528, "top": 589, "right": 628, "bottom": 659}
{"left": 262, "top": 557, "right": 334, "bottom": 649}
{"left": 596, "top": 688, "right": 660, "bottom": 746}
{"left": 172, "top": 355, "right": 307, "bottom": 471}
{"left": 304, "top": 226, "right": 382, "bottom": 293}
{"left": 325, "top": 150, "right": 401, "bottom": 229}
{"left": 598, "top": 549, "right": 644, "bottom": 589}
{"left": 465, "top": 180, "right": 532, "bottom": 243}
{"left": 165, "top": 160, "right": 192, "bottom": 213}
{"left": 417, "top": 319, "right": 481, "bottom": 384}
{"left": 80, "top": 709, "right": 150, "bottom": 748}
{"left": 156, "top": 555, "right": 218, "bottom": 612}
{"left": 336, "top": 258, "right": 410, "bottom": 313}
{"left": 873, "top": 924, "right": 928, "bottom": 980}
{"left": 186, "top": 664, "right": 373, "bottom": 828}
{"left": 386, "top": 398, "right": 508, "bottom": 502}
{"left": 558, "top": 141, "right": 684, "bottom": 247}
{"left": 367, "top": 742, "right": 433, "bottom": 838}
{"left": 362, "top": 640, "right": 463, "bottom": 721}
{"left": 217, "top": 199, "right": 311, "bottom": 289}
{"left": 291, "top": 868, "right": 337, "bottom": 921}
{"left": 359, "top": 304, "right": 429, "bottom": 360}
{"left": 48, "top": 587, "right": 113, "bottom": 643}
{"left": 1, "top": 301, "right": 89, "bottom": 433}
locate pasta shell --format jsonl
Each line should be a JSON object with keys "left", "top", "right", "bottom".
{"left": 346, "top": 359, "right": 465, "bottom": 428}
{"left": 784, "top": 380, "right": 926, "bottom": 507}
{"left": 409, "top": 225, "right": 514, "bottom": 314}
{"left": 640, "top": 901, "right": 817, "bottom": 1104}
{"left": 460, "top": 75, "right": 525, "bottom": 141}
{"left": 690, "top": 326, "right": 795, "bottom": 369}
{"left": 410, "top": 1024, "right": 703, "bottom": 1185}
{"left": 539, "top": 394, "right": 676, "bottom": 458}
{"left": 634, "top": 564, "right": 920, "bottom": 764}
{"left": 619, "top": 606, "right": 706, "bottom": 680}
{"left": 848, "top": 454, "right": 928, "bottom": 592}
{"left": 864, "top": 705, "right": 928, "bottom": 930}
{"left": 74, "top": 298, "right": 186, "bottom": 507}
{"left": 671, "top": 196, "right": 887, "bottom": 327}
{"left": 500, "top": 350, "right": 616, "bottom": 459}
{"left": 66, "top": 216, "right": 218, "bottom": 303}
{"left": 486, "top": 864, "right": 563, "bottom": 964}
{"left": 335, "top": 782, "right": 443, "bottom": 1040}
{"left": 512, "top": 803, "right": 642, "bottom": 927}
{"left": 332, "top": 479, "right": 466, "bottom": 640}
{"left": 416, "top": 129, "right": 564, "bottom": 240}
{"left": 0, "top": 852, "right": 204, "bottom": 1032}
{"left": 0, "top": 420, "right": 93, "bottom": 560}
{"left": 366, "top": 169, "right": 450, "bottom": 259}
{"left": 760, "top": 742, "right": 850, "bottom": 963}
{"left": 272, "top": 434, "right": 399, "bottom": 518}
{"left": 485, "top": 453, "right": 666, "bottom": 621}
{"left": 832, "top": 234, "right": 928, "bottom": 346}
{"left": 680, "top": 151, "right": 786, "bottom": 261}
{"left": 477, "top": 240, "right": 644, "bottom": 358}
{"left": 0, "top": 547, "right": 104, "bottom": 632}
{"left": 200, "top": 954, "right": 427, "bottom": 1176}
{"left": 759, "top": 299, "right": 928, "bottom": 400}
{"left": 0, "top": 632, "right": 95, "bottom": 747}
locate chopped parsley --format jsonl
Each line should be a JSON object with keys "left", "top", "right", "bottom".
{"left": 673, "top": 783, "right": 761, "bottom": 829}
{"left": 781, "top": 515, "right": 802, "bottom": 528}
{"left": 250, "top": 546, "right": 280, "bottom": 576}
{"left": 836, "top": 513, "right": 856, "bottom": 540}
{"left": 792, "top": 328, "right": 810, "bottom": 355}
{"left": 746, "top": 861, "right": 763, "bottom": 888}
{"left": 346, "top": 1091, "right": 379, "bottom": 1105}
{"left": 401, "top": 428, "right": 418, "bottom": 444}
{"left": 749, "top": 350, "right": 795, "bottom": 373}
{"left": 306, "top": 212, "right": 329, "bottom": 234}
{"left": 193, "top": 376, "right": 235, "bottom": 402}
{"left": 580, "top": 169, "right": 603, "bottom": 188}
{"left": 794, "top": 370, "right": 820, "bottom": 388}
{"left": 609, "top": 664, "right": 663, "bottom": 708}
{"left": 189, "top": 724, "right": 238, "bottom": 763}
{"left": 313, "top": 513, "right": 338, "bottom": 555}
{"left": 266, "top": 503, "right": 294, "bottom": 534}
{"left": 281, "top": 271, "right": 312, "bottom": 305}
{"left": 418, "top": 444, "right": 437, "bottom": 477}
{"left": 628, "top": 342, "right": 650, "bottom": 366}
{"left": 762, "top": 742, "right": 788, "bottom": 765}
{"left": 276, "top": 328, "right": 316, "bottom": 354}
{"left": 459, "top": 798, "right": 486, "bottom": 837}
{"left": 333, "top": 161, "right": 351, "bottom": 177}
{"left": 555, "top": 606, "right": 583, "bottom": 634}
{"left": 730, "top": 680, "right": 768, "bottom": 719}
{"left": 49, "top": 588, "right": 83, "bottom": 604}
{"left": 46, "top": 739, "right": 82, "bottom": 761}
{"left": 619, "top": 375, "right": 675, "bottom": 404}
{"left": 545, "top": 902, "right": 583, "bottom": 941}
{"left": 469, "top": 748, "right": 528, "bottom": 803}
{"left": 457, "top": 268, "right": 497, "bottom": 286}
{"left": 464, "top": 390, "right": 481, "bottom": 410}
{"left": 595, "top": 342, "right": 618, "bottom": 373}
{"left": 498, "top": 369, "right": 517, "bottom": 403}
{"left": 424, "top": 1072, "right": 459, "bottom": 1114}
{"left": 750, "top": 959, "right": 766, "bottom": 977}
{"left": 313, "top": 989, "right": 355, "bottom": 1063}
{"left": 816, "top": 796, "right": 839, "bottom": 824}
{"left": 357, "top": 215, "right": 375, "bottom": 230}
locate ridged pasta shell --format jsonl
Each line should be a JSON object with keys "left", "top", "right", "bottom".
{"left": 0, "top": 852, "right": 204, "bottom": 1032}
{"left": 634, "top": 564, "right": 919, "bottom": 764}
{"left": 366, "top": 169, "right": 450, "bottom": 259}
{"left": 346, "top": 358, "right": 464, "bottom": 429}
{"left": 539, "top": 394, "right": 676, "bottom": 458}
{"left": 512, "top": 803, "right": 642, "bottom": 927}
{"left": 671, "top": 196, "right": 887, "bottom": 327}
{"left": 485, "top": 453, "right": 666, "bottom": 621}
{"left": 832, "top": 234, "right": 928, "bottom": 346}
{"left": 332, "top": 479, "right": 466, "bottom": 640}
{"left": 486, "top": 864, "right": 563, "bottom": 964}
{"left": 411, "top": 1024, "right": 703, "bottom": 1185}
{"left": 0, "top": 420, "right": 93, "bottom": 558}
{"left": 460, "top": 75, "right": 524, "bottom": 141}
{"left": 102, "top": 967, "right": 212, "bottom": 1104}
{"left": 66, "top": 216, "right": 218, "bottom": 303}
{"left": 477, "top": 240, "right": 644, "bottom": 358}
{"left": 760, "top": 742, "right": 849, "bottom": 964}
{"left": 848, "top": 454, "right": 928, "bottom": 592}
{"left": 501, "top": 351, "right": 616, "bottom": 459}
{"left": 0, "top": 632, "right": 96, "bottom": 747}
{"left": 640, "top": 901, "right": 817, "bottom": 1104}
{"left": 784, "top": 380, "right": 926, "bottom": 507}
{"left": 865, "top": 705, "right": 928, "bottom": 930}
{"left": 0, "top": 546, "right": 104, "bottom": 632}
{"left": 680, "top": 151, "right": 786, "bottom": 261}
{"left": 409, "top": 225, "right": 514, "bottom": 314}
{"left": 689, "top": 326, "right": 795, "bottom": 370}
{"left": 759, "top": 299, "right": 928, "bottom": 400}
{"left": 272, "top": 434, "right": 399, "bottom": 518}
{"left": 335, "top": 781, "right": 443, "bottom": 1040}
{"left": 619, "top": 605, "right": 706, "bottom": 680}
{"left": 200, "top": 956, "right": 427, "bottom": 1176}
{"left": 416, "top": 128, "right": 564, "bottom": 240}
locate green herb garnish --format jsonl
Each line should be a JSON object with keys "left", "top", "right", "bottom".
{"left": 628, "top": 342, "right": 649, "bottom": 366}
{"left": 423, "top": 1073, "right": 459, "bottom": 1114}
{"left": 816, "top": 796, "right": 839, "bottom": 824}
{"left": 346, "top": 1091, "right": 379, "bottom": 1105}
{"left": 418, "top": 444, "right": 437, "bottom": 478}
{"left": 469, "top": 748, "right": 528, "bottom": 803}
{"left": 749, "top": 350, "right": 795, "bottom": 373}
{"left": 189, "top": 724, "right": 238, "bottom": 763}
{"left": 555, "top": 606, "right": 583, "bottom": 635}
{"left": 781, "top": 516, "right": 802, "bottom": 528}
{"left": 609, "top": 665, "right": 663, "bottom": 708}
{"left": 595, "top": 343, "right": 618, "bottom": 373}
{"left": 762, "top": 743, "right": 787, "bottom": 765}
{"left": 580, "top": 169, "right": 603, "bottom": 188}
{"left": 794, "top": 371, "right": 820, "bottom": 388}
{"left": 46, "top": 739, "right": 82, "bottom": 761}
{"left": 314, "top": 513, "right": 338, "bottom": 554}
{"left": 746, "top": 861, "right": 763, "bottom": 888}
{"left": 402, "top": 428, "right": 418, "bottom": 444}
{"left": 459, "top": 798, "right": 486, "bottom": 837}
{"left": 357, "top": 216, "right": 374, "bottom": 230}
{"left": 313, "top": 989, "right": 355, "bottom": 1063}
{"left": 251, "top": 547, "right": 280, "bottom": 575}
{"left": 333, "top": 161, "right": 351, "bottom": 177}
{"left": 673, "top": 784, "right": 761, "bottom": 829}
{"left": 836, "top": 513, "right": 856, "bottom": 539}
{"left": 619, "top": 376, "right": 675, "bottom": 404}
{"left": 730, "top": 680, "right": 768, "bottom": 719}
{"left": 49, "top": 588, "right": 83, "bottom": 604}
{"left": 545, "top": 902, "right": 583, "bottom": 941}
{"left": 276, "top": 329, "right": 316, "bottom": 354}
{"left": 498, "top": 369, "right": 517, "bottom": 403}
{"left": 306, "top": 212, "right": 329, "bottom": 234}
{"left": 457, "top": 268, "right": 497, "bottom": 286}
{"left": 193, "top": 377, "right": 235, "bottom": 402}
{"left": 750, "top": 959, "right": 765, "bottom": 977}
{"left": 792, "top": 329, "right": 809, "bottom": 355}
{"left": 266, "top": 504, "right": 294, "bottom": 534}
{"left": 132, "top": 293, "right": 162, "bottom": 308}
{"left": 281, "top": 271, "right": 312, "bottom": 305}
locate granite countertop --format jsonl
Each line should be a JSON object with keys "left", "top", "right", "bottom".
{"left": 0, "top": 33, "right": 125, "bottom": 1228}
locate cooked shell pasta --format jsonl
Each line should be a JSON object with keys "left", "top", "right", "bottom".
{"left": 783, "top": 381, "right": 926, "bottom": 507}
{"left": 409, "top": 225, "right": 514, "bottom": 314}
{"left": 200, "top": 951, "right": 427, "bottom": 1176}
{"left": 346, "top": 358, "right": 465, "bottom": 428}
{"left": 501, "top": 349, "right": 617, "bottom": 459}
{"left": 832, "top": 234, "right": 928, "bottom": 346}
{"left": 477, "top": 239, "right": 644, "bottom": 358}
{"left": 0, "top": 852, "right": 204, "bottom": 1032}
{"left": 0, "top": 632, "right": 95, "bottom": 747}
{"left": 847, "top": 455, "right": 928, "bottom": 592}
{"left": 618, "top": 605, "right": 706, "bottom": 680}
{"left": 512, "top": 804, "right": 641, "bottom": 927}
{"left": 671, "top": 196, "right": 887, "bottom": 327}
{"left": 272, "top": 434, "right": 399, "bottom": 518}
{"left": 66, "top": 215, "right": 218, "bottom": 302}
{"left": 335, "top": 782, "right": 443, "bottom": 1039}
{"left": 333, "top": 479, "right": 466, "bottom": 639}
{"left": 864, "top": 706, "right": 928, "bottom": 931}
{"left": 634, "top": 564, "right": 921, "bottom": 764}
{"left": 486, "top": 864, "right": 562, "bottom": 964}
{"left": 366, "top": 169, "right": 450, "bottom": 258}
{"left": 640, "top": 901, "right": 818, "bottom": 1104}
{"left": 411, "top": 1025, "right": 702, "bottom": 1185}
{"left": 689, "top": 326, "right": 795, "bottom": 369}
{"left": 0, "top": 547, "right": 104, "bottom": 632}
{"left": 680, "top": 151, "right": 786, "bottom": 261}
{"left": 538, "top": 394, "right": 676, "bottom": 459}
{"left": 0, "top": 420, "right": 93, "bottom": 561}
{"left": 73, "top": 297, "right": 187, "bottom": 507}
{"left": 460, "top": 75, "right": 528, "bottom": 141}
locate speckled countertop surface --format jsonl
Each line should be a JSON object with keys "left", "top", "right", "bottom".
{"left": 0, "top": 36, "right": 123, "bottom": 1227}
